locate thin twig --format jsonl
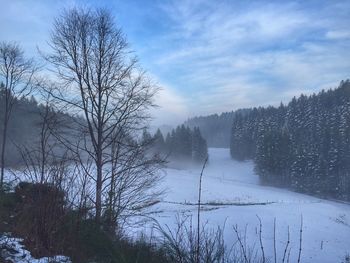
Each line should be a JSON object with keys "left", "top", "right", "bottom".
{"left": 282, "top": 226, "right": 290, "bottom": 263}
{"left": 256, "top": 215, "right": 265, "bottom": 263}
{"left": 196, "top": 157, "right": 208, "bottom": 263}
{"left": 274, "top": 217, "right": 277, "bottom": 263}
{"left": 287, "top": 246, "right": 292, "bottom": 263}
{"left": 233, "top": 224, "right": 248, "bottom": 263}
{"left": 297, "top": 215, "right": 303, "bottom": 263}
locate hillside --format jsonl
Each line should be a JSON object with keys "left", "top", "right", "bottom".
{"left": 230, "top": 80, "right": 350, "bottom": 200}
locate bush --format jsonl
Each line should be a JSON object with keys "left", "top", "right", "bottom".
{"left": 67, "top": 219, "right": 169, "bottom": 263}
{"left": 0, "top": 182, "right": 171, "bottom": 263}
{"left": 0, "top": 190, "right": 17, "bottom": 233}
{"left": 13, "top": 182, "right": 66, "bottom": 257}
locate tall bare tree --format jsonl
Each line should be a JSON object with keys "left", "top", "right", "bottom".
{"left": 0, "top": 42, "right": 36, "bottom": 188}
{"left": 45, "top": 8, "right": 161, "bottom": 223}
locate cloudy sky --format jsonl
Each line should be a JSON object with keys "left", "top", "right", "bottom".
{"left": 0, "top": 0, "right": 349, "bottom": 126}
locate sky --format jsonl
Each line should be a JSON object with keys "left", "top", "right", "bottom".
{"left": 0, "top": 0, "right": 349, "bottom": 126}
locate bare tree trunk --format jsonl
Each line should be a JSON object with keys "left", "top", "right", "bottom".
{"left": 95, "top": 161, "right": 103, "bottom": 223}
{"left": 0, "top": 88, "right": 10, "bottom": 188}
{"left": 107, "top": 139, "right": 118, "bottom": 231}
{"left": 40, "top": 105, "right": 49, "bottom": 184}
{"left": 0, "top": 118, "right": 8, "bottom": 188}
{"left": 0, "top": 41, "right": 36, "bottom": 188}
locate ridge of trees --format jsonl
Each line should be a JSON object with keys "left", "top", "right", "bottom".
{"left": 0, "top": 86, "right": 73, "bottom": 167}
{"left": 230, "top": 80, "right": 350, "bottom": 200}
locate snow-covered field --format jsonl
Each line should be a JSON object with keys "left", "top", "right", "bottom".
{"left": 3, "top": 148, "right": 349, "bottom": 262}
{"left": 140, "top": 148, "right": 350, "bottom": 263}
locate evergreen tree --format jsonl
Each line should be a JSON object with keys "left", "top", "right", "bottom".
{"left": 230, "top": 80, "right": 350, "bottom": 201}
{"left": 192, "top": 127, "right": 208, "bottom": 163}
{"left": 154, "top": 125, "right": 208, "bottom": 164}
{"left": 153, "top": 128, "right": 165, "bottom": 153}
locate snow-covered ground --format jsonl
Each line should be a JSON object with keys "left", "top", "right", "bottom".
{"left": 0, "top": 235, "right": 71, "bottom": 263}
{"left": 3, "top": 148, "right": 349, "bottom": 262}
{"left": 139, "top": 148, "right": 350, "bottom": 263}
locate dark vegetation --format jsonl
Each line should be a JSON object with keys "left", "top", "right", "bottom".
{"left": 0, "top": 86, "right": 72, "bottom": 168}
{"left": 0, "top": 183, "right": 169, "bottom": 263}
{"left": 230, "top": 80, "right": 350, "bottom": 200}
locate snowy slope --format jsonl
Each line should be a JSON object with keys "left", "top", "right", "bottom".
{"left": 141, "top": 148, "right": 350, "bottom": 263}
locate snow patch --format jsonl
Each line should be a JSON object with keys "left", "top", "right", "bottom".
{"left": 0, "top": 234, "right": 71, "bottom": 263}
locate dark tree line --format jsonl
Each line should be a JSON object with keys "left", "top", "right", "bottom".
{"left": 151, "top": 125, "right": 208, "bottom": 164}
{"left": 230, "top": 80, "right": 350, "bottom": 200}
{"left": 0, "top": 85, "right": 69, "bottom": 167}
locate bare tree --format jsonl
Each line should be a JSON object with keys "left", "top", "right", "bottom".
{"left": 0, "top": 42, "right": 36, "bottom": 188}
{"left": 17, "top": 81, "right": 67, "bottom": 185}
{"left": 102, "top": 133, "right": 164, "bottom": 233}
{"left": 45, "top": 8, "right": 160, "bottom": 223}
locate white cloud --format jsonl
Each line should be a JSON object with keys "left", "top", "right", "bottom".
{"left": 148, "top": 0, "right": 350, "bottom": 122}
{"left": 151, "top": 83, "right": 190, "bottom": 126}
{"left": 157, "top": 1, "right": 309, "bottom": 62}
{"left": 326, "top": 30, "right": 350, "bottom": 40}
{"left": 1, "top": 0, "right": 349, "bottom": 126}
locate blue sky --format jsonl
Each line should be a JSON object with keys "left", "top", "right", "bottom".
{"left": 0, "top": 0, "right": 349, "bottom": 125}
